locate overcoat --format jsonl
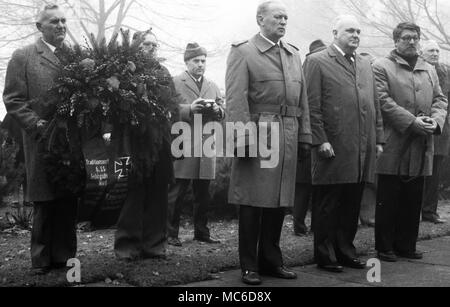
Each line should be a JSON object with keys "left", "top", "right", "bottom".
{"left": 225, "top": 34, "right": 312, "bottom": 208}
{"left": 373, "top": 51, "right": 448, "bottom": 177}
{"left": 173, "top": 71, "right": 224, "bottom": 180}
{"left": 3, "top": 39, "right": 63, "bottom": 202}
{"left": 433, "top": 63, "right": 450, "bottom": 156}
{"left": 303, "top": 45, "right": 384, "bottom": 185}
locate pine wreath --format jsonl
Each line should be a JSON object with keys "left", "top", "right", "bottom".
{"left": 41, "top": 29, "right": 179, "bottom": 194}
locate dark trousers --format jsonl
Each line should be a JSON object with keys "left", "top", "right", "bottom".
{"left": 360, "top": 182, "right": 377, "bottom": 224}
{"left": 293, "top": 183, "right": 312, "bottom": 232}
{"left": 375, "top": 175, "right": 424, "bottom": 253}
{"left": 31, "top": 197, "right": 78, "bottom": 268}
{"left": 239, "top": 205, "right": 286, "bottom": 272}
{"left": 422, "top": 156, "right": 444, "bottom": 220}
{"left": 114, "top": 176, "right": 168, "bottom": 259}
{"left": 167, "top": 179, "right": 211, "bottom": 240}
{"left": 313, "top": 183, "right": 365, "bottom": 266}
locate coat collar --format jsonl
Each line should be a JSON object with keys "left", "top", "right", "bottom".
{"left": 327, "top": 45, "right": 357, "bottom": 75}
{"left": 389, "top": 50, "right": 430, "bottom": 71}
{"left": 251, "top": 34, "right": 296, "bottom": 55}
{"left": 35, "top": 38, "right": 61, "bottom": 69}
{"left": 180, "top": 71, "right": 211, "bottom": 97}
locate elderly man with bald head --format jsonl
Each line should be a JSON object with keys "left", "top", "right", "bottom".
{"left": 303, "top": 15, "right": 384, "bottom": 273}
{"left": 226, "top": 0, "right": 311, "bottom": 285}
{"left": 3, "top": 4, "right": 77, "bottom": 275}
{"left": 420, "top": 40, "right": 450, "bottom": 225}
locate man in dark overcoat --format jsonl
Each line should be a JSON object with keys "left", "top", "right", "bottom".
{"left": 303, "top": 15, "right": 384, "bottom": 273}
{"left": 3, "top": 4, "right": 77, "bottom": 275}
{"left": 419, "top": 40, "right": 450, "bottom": 225}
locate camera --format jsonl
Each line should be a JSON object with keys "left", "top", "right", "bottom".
{"left": 198, "top": 99, "right": 221, "bottom": 120}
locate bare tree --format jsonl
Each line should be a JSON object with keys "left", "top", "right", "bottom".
{"left": 340, "top": 0, "right": 450, "bottom": 51}
{"left": 0, "top": 0, "right": 216, "bottom": 66}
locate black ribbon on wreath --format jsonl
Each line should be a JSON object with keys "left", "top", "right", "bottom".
{"left": 40, "top": 118, "right": 86, "bottom": 198}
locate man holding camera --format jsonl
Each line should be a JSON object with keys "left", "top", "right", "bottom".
{"left": 167, "top": 43, "right": 225, "bottom": 247}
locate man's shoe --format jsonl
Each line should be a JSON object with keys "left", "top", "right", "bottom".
{"left": 433, "top": 218, "right": 446, "bottom": 224}
{"left": 377, "top": 251, "right": 398, "bottom": 262}
{"left": 340, "top": 258, "right": 366, "bottom": 269}
{"left": 167, "top": 237, "right": 182, "bottom": 247}
{"left": 317, "top": 263, "right": 344, "bottom": 273}
{"left": 395, "top": 250, "right": 423, "bottom": 260}
{"left": 194, "top": 237, "right": 221, "bottom": 244}
{"left": 422, "top": 216, "right": 446, "bottom": 224}
{"left": 241, "top": 271, "right": 262, "bottom": 286}
{"left": 261, "top": 266, "right": 297, "bottom": 279}
{"left": 32, "top": 267, "right": 51, "bottom": 276}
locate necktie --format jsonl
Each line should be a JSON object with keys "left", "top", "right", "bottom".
{"left": 54, "top": 47, "right": 63, "bottom": 62}
{"left": 344, "top": 54, "right": 354, "bottom": 65}
{"left": 195, "top": 78, "right": 203, "bottom": 91}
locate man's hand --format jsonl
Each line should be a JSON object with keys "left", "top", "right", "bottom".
{"left": 190, "top": 98, "right": 205, "bottom": 114}
{"left": 376, "top": 144, "right": 384, "bottom": 159}
{"left": 411, "top": 116, "right": 436, "bottom": 136}
{"left": 318, "top": 142, "right": 335, "bottom": 159}
{"left": 423, "top": 117, "right": 438, "bottom": 134}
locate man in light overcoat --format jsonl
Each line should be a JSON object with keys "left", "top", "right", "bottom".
{"left": 226, "top": 1, "right": 312, "bottom": 285}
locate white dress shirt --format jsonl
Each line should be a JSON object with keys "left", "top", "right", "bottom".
{"left": 42, "top": 38, "right": 57, "bottom": 53}
{"left": 333, "top": 44, "right": 355, "bottom": 62}
{"left": 259, "top": 33, "right": 281, "bottom": 47}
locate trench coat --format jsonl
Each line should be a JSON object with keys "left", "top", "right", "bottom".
{"left": 303, "top": 45, "right": 384, "bottom": 186}
{"left": 373, "top": 51, "right": 448, "bottom": 177}
{"left": 3, "top": 39, "right": 63, "bottom": 202}
{"left": 173, "top": 71, "right": 224, "bottom": 180}
{"left": 433, "top": 63, "right": 450, "bottom": 156}
{"left": 225, "top": 34, "right": 312, "bottom": 208}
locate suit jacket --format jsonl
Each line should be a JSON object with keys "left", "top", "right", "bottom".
{"left": 303, "top": 45, "right": 384, "bottom": 185}
{"left": 226, "top": 34, "right": 312, "bottom": 208}
{"left": 3, "top": 39, "right": 62, "bottom": 202}
{"left": 173, "top": 71, "right": 224, "bottom": 180}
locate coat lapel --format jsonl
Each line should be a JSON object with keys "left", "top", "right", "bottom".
{"left": 328, "top": 45, "right": 356, "bottom": 76}
{"left": 36, "top": 39, "right": 61, "bottom": 71}
{"left": 200, "top": 77, "right": 211, "bottom": 97}
{"left": 355, "top": 54, "right": 363, "bottom": 82}
{"left": 181, "top": 71, "right": 201, "bottom": 97}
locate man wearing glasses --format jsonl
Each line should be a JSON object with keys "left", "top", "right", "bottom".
{"left": 373, "top": 22, "right": 448, "bottom": 263}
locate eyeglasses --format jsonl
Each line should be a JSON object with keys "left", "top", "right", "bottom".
{"left": 399, "top": 36, "right": 420, "bottom": 43}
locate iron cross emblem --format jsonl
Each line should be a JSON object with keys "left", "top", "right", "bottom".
{"left": 115, "top": 157, "right": 132, "bottom": 179}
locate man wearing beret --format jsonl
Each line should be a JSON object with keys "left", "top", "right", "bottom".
{"left": 167, "top": 43, "right": 225, "bottom": 247}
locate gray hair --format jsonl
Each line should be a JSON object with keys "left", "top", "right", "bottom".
{"left": 37, "top": 4, "right": 60, "bottom": 23}
{"left": 333, "top": 14, "right": 360, "bottom": 32}
{"left": 257, "top": 1, "right": 285, "bottom": 17}
{"left": 421, "top": 40, "right": 440, "bottom": 52}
